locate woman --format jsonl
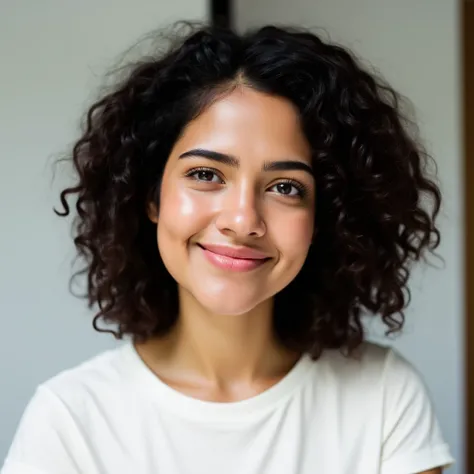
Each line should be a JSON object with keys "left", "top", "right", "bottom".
{"left": 2, "top": 23, "right": 454, "bottom": 474}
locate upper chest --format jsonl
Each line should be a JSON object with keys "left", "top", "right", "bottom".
{"left": 70, "top": 380, "right": 384, "bottom": 474}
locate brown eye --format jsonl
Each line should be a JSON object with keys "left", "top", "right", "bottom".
{"left": 269, "top": 180, "right": 305, "bottom": 197}
{"left": 186, "top": 168, "right": 223, "bottom": 184}
{"left": 196, "top": 170, "right": 216, "bottom": 181}
{"left": 276, "top": 183, "right": 294, "bottom": 195}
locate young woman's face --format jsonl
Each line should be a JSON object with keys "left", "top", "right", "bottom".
{"left": 151, "top": 87, "right": 315, "bottom": 315}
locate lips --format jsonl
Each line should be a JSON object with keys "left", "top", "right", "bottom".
{"left": 199, "top": 244, "right": 270, "bottom": 260}
{"left": 197, "top": 244, "right": 271, "bottom": 272}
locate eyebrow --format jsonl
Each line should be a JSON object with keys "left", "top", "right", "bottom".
{"left": 178, "top": 148, "right": 314, "bottom": 176}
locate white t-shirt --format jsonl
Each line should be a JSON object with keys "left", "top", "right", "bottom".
{"left": 2, "top": 342, "right": 453, "bottom": 474}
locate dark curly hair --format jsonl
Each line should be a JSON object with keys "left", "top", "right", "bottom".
{"left": 57, "top": 22, "right": 441, "bottom": 359}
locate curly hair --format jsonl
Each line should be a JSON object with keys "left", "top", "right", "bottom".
{"left": 57, "top": 23, "right": 441, "bottom": 359}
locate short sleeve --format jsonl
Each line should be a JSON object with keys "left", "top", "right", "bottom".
{"left": 1, "top": 386, "right": 87, "bottom": 474}
{"left": 380, "top": 349, "right": 454, "bottom": 474}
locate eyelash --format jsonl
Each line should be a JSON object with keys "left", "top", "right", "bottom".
{"left": 184, "top": 167, "right": 308, "bottom": 199}
{"left": 274, "top": 179, "right": 308, "bottom": 198}
{"left": 184, "top": 167, "right": 224, "bottom": 183}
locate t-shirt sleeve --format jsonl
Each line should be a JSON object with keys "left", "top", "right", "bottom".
{"left": 380, "top": 349, "right": 454, "bottom": 474}
{"left": 1, "top": 386, "right": 87, "bottom": 474}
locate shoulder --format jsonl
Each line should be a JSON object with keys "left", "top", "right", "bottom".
{"left": 315, "top": 341, "right": 416, "bottom": 387}
{"left": 2, "top": 344, "right": 135, "bottom": 473}
{"left": 308, "top": 341, "right": 434, "bottom": 411}
{"left": 312, "top": 343, "right": 454, "bottom": 472}
{"left": 37, "top": 342, "right": 132, "bottom": 410}
{"left": 3, "top": 343, "right": 134, "bottom": 472}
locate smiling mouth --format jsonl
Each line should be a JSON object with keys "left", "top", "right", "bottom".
{"left": 197, "top": 244, "right": 271, "bottom": 272}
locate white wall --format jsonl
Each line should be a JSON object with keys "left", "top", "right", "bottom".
{"left": 0, "top": 0, "right": 208, "bottom": 460}
{"left": 236, "top": 1, "right": 464, "bottom": 472}
{"left": 235, "top": 0, "right": 464, "bottom": 474}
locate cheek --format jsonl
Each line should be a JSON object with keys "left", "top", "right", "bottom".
{"left": 270, "top": 209, "right": 314, "bottom": 256}
{"left": 160, "top": 187, "right": 195, "bottom": 221}
{"left": 157, "top": 184, "right": 211, "bottom": 242}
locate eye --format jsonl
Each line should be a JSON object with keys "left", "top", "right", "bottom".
{"left": 186, "top": 167, "right": 223, "bottom": 184}
{"left": 269, "top": 180, "right": 306, "bottom": 198}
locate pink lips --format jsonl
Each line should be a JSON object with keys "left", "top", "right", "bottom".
{"left": 198, "top": 244, "right": 270, "bottom": 272}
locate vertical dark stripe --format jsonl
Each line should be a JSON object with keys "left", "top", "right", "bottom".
{"left": 211, "top": 0, "right": 232, "bottom": 29}
{"left": 464, "top": 2, "right": 474, "bottom": 472}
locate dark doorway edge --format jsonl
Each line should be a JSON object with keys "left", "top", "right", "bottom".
{"left": 211, "top": 0, "right": 232, "bottom": 29}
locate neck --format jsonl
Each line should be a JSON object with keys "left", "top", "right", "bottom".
{"left": 138, "top": 287, "right": 298, "bottom": 386}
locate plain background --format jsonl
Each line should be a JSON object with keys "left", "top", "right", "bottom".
{"left": 0, "top": 0, "right": 464, "bottom": 472}
{"left": 236, "top": 1, "right": 464, "bottom": 472}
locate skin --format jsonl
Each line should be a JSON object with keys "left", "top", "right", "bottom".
{"left": 140, "top": 85, "right": 315, "bottom": 401}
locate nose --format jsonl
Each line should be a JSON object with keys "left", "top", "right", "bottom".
{"left": 215, "top": 184, "right": 266, "bottom": 239}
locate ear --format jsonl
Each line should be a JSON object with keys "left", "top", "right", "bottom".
{"left": 147, "top": 202, "right": 159, "bottom": 224}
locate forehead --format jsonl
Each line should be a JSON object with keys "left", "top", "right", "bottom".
{"left": 171, "top": 87, "right": 311, "bottom": 162}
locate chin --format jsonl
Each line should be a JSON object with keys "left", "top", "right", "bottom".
{"left": 191, "top": 286, "right": 271, "bottom": 317}
{"left": 202, "top": 302, "right": 262, "bottom": 317}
